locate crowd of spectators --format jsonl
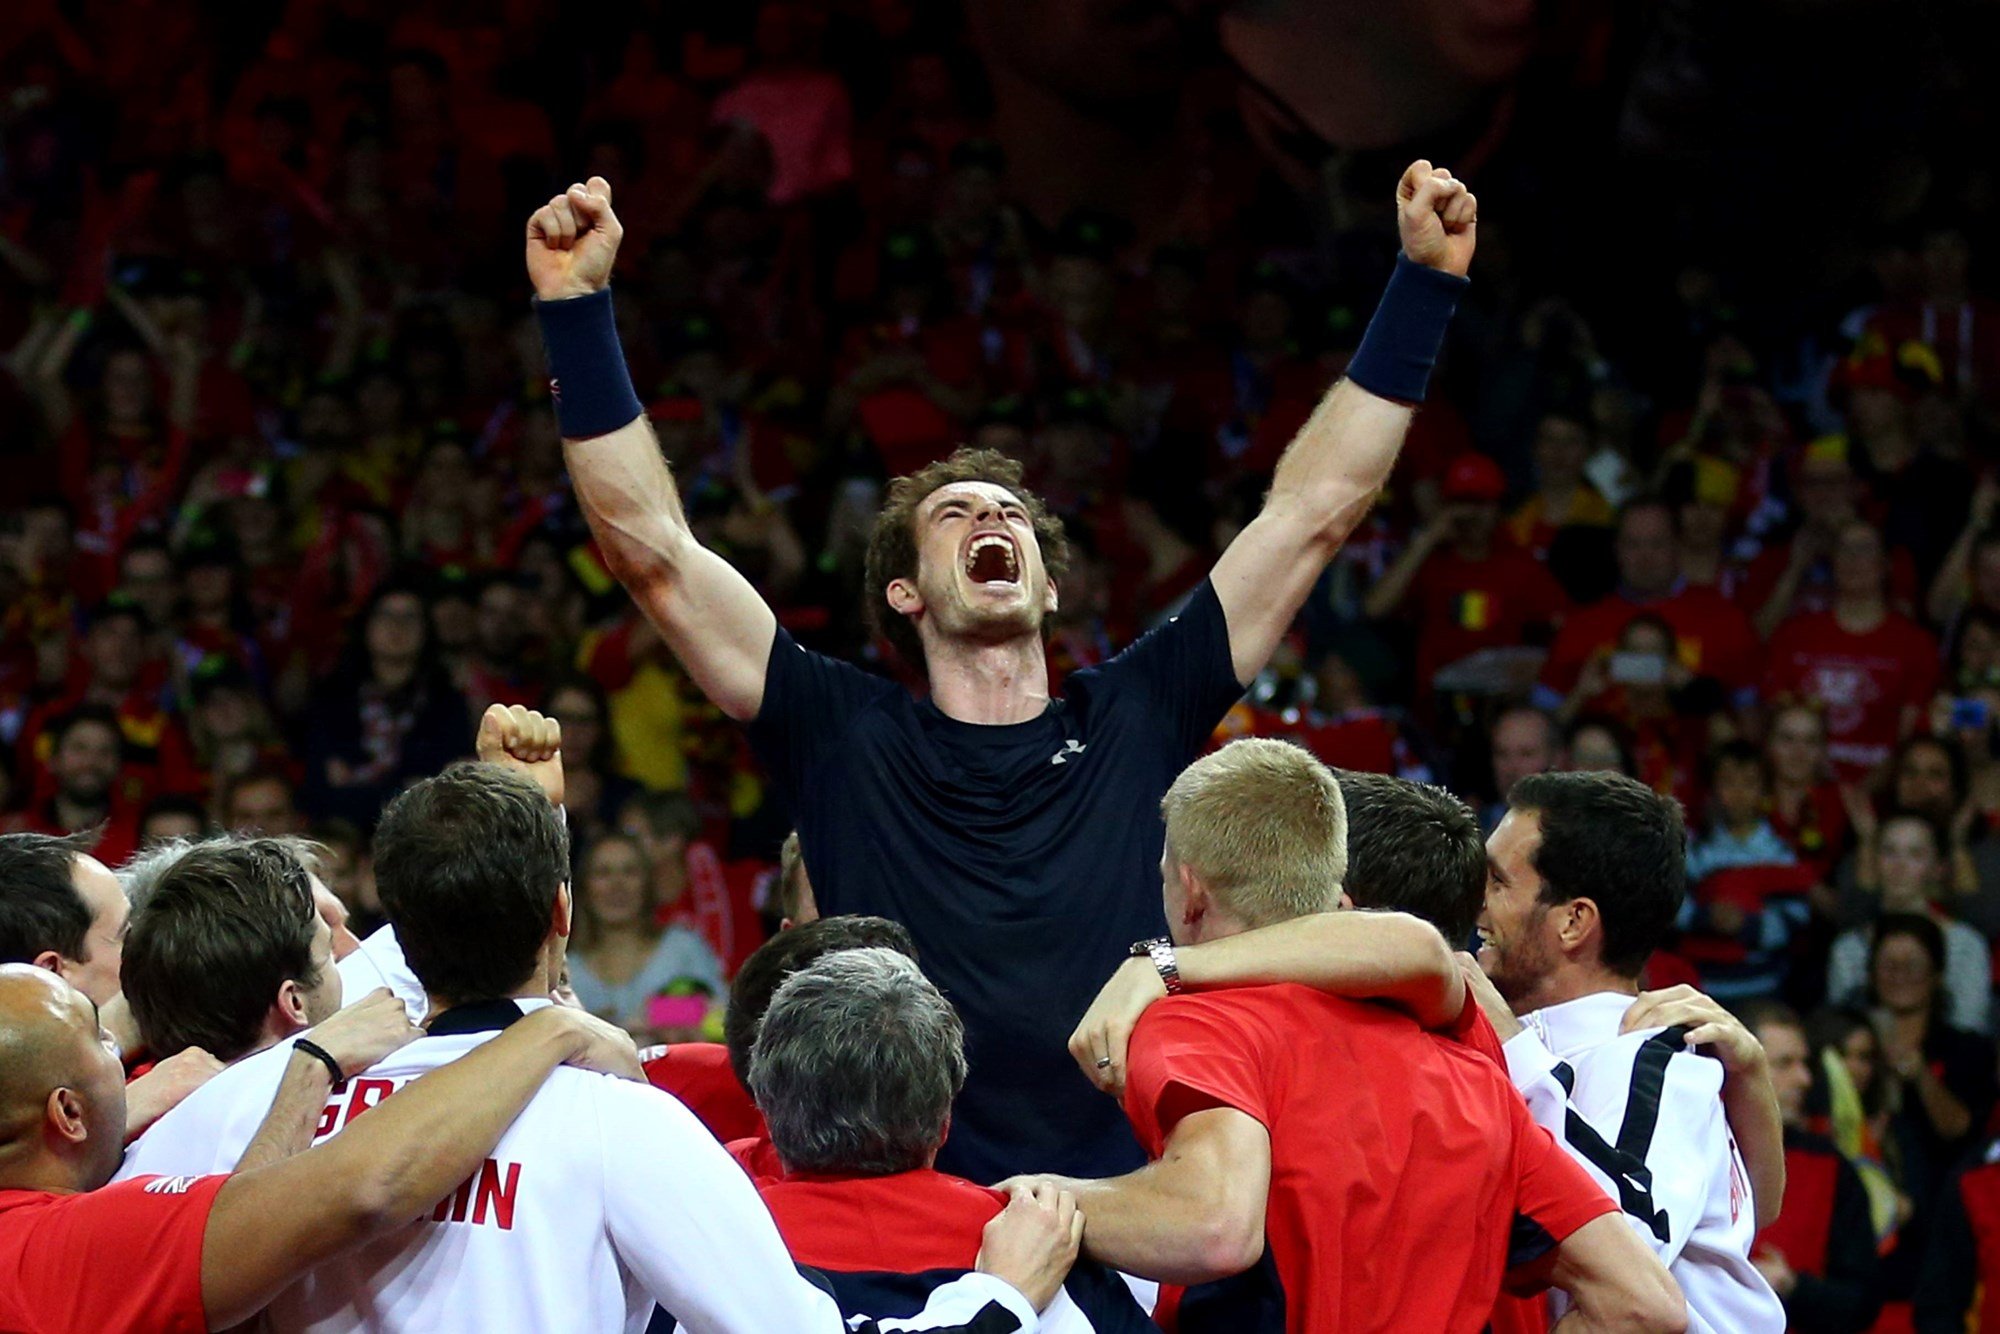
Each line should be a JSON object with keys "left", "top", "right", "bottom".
{"left": 6, "top": 0, "right": 2000, "bottom": 1327}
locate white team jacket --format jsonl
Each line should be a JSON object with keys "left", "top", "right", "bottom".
{"left": 117, "top": 997, "right": 1037, "bottom": 1334}
{"left": 1503, "top": 991, "right": 1785, "bottom": 1334}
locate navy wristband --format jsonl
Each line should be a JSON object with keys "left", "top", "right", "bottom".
{"left": 534, "top": 288, "right": 645, "bottom": 438}
{"left": 1345, "top": 254, "right": 1469, "bottom": 405}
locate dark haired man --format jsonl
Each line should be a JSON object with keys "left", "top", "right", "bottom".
{"left": 3, "top": 705, "right": 141, "bottom": 865}
{"left": 641, "top": 913, "right": 915, "bottom": 1150}
{"left": 1022, "top": 743, "right": 1684, "bottom": 1333}
{"left": 1070, "top": 769, "right": 1786, "bottom": 1331}
{"left": 0, "top": 829, "right": 219, "bottom": 1135}
{"left": 120, "top": 711, "right": 1076, "bottom": 1332}
{"left": 533, "top": 160, "right": 1478, "bottom": 1180}
{"left": 121, "top": 838, "right": 344, "bottom": 1066}
{"left": 1536, "top": 500, "right": 1759, "bottom": 710}
{"left": 1472, "top": 770, "right": 1784, "bottom": 1332}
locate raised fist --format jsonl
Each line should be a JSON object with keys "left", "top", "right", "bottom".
{"left": 1397, "top": 160, "right": 1477, "bottom": 278}
{"left": 525, "top": 177, "right": 623, "bottom": 302}
{"left": 477, "top": 703, "right": 565, "bottom": 808}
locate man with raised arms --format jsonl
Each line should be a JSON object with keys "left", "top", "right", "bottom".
{"left": 529, "top": 160, "right": 1476, "bottom": 1180}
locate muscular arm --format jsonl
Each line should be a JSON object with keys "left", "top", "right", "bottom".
{"left": 199, "top": 1006, "right": 629, "bottom": 1329}
{"left": 1538, "top": 1215, "right": 1689, "bottom": 1334}
{"left": 563, "top": 416, "right": 776, "bottom": 720}
{"left": 530, "top": 178, "right": 776, "bottom": 722}
{"left": 1209, "top": 163, "right": 1474, "bottom": 685}
{"left": 1213, "top": 383, "right": 1418, "bottom": 683}
{"left": 1043, "top": 1107, "right": 1272, "bottom": 1285}
{"left": 1071, "top": 912, "right": 1462, "bottom": 1096}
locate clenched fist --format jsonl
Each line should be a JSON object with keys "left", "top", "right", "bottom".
{"left": 477, "top": 703, "right": 565, "bottom": 808}
{"left": 525, "top": 177, "right": 623, "bottom": 302}
{"left": 1397, "top": 160, "right": 1477, "bottom": 278}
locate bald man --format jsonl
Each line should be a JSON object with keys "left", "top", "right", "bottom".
{"left": 0, "top": 965, "right": 644, "bottom": 1333}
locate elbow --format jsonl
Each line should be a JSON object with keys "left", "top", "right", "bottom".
{"left": 1191, "top": 1209, "right": 1265, "bottom": 1280}
{"left": 1623, "top": 1268, "right": 1689, "bottom": 1334}
{"left": 335, "top": 1170, "right": 419, "bottom": 1243}
{"left": 1388, "top": 914, "right": 1461, "bottom": 1028}
{"left": 596, "top": 527, "right": 683, "bottom": 590}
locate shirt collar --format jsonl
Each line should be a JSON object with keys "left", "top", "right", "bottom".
{"left": 1521, "top": 991, "right": 1637, "bottom": 1062}
{"left": 426, "top": 996, "right": 552, "bottom": 1037}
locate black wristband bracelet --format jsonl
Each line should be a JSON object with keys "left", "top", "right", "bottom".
{"left": 292, "top": 1037, "right": 346, "bottom": 1086}
{"left": 1345, "top": 254, "right": 1469, "bottom": 405}
{"left": 533, "top": 287, "right": 645, "bottom": 439}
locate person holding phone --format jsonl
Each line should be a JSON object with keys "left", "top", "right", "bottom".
{"left": 1559, "top": 616, "right": 1721, "bottom": 808}
{"left": 566, "top": 830, "right": 726, "bottom": 1043}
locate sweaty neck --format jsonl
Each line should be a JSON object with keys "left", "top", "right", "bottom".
{"left": 922, "top": 635, "right": 1051, "bottom": 725}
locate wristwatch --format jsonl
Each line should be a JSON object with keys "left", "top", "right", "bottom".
{"left": 1130, "top": 936, "right": 1183, "bottom": 995}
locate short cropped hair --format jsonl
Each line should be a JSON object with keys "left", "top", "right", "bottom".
{"left": 0, "top": 831, "right": 98, "bottom": 964}
{"left": 373, "top": 763, "right": 570, "bottom": 1003}
{"left": 1337, "top": 771, "right": 1486, "bottom": 943}
{"left": 122, "top": 838, "right": 321, "bottom": 1062}
{"left": 725, "top": 915, "right": 917, "bottom": 1087}
{"left": 750, "top": 948, "right": 965, "bottom": 1177}
{"left": 862, "top": 447, "right": 1069, "bottom": 666}
{"left": 1509, "top": 771, "right": 1686, "bottom": 977}
{"left": 1161, "top": 739, "right": 1346, "bottom": 927}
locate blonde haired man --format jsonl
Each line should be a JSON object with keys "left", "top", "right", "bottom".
{"left": 1007, "top": 740, "right": 1686, "bottom": 1334}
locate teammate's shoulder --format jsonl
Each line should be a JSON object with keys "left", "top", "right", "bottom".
{"left": 1602, "top": 1024, "right": 1723, "bottom": 1096}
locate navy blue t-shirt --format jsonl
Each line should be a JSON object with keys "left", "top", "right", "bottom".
{"left": 746, "top": 581, "right": 1243, "bottom": 1182}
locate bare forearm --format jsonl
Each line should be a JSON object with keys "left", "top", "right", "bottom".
{"left": 1928, "top": 533, "right": 1975, "bottom": 624}
{"left": 1720, "top": 1058, "right": 1786, "bottom": 1230}
{"left": 1267, "top": 379, "right": 1415, "bottom": 545}
{"left": 312, "top": 1012, "right": 579, "bottom": 1224}
{"left": 237, "top": 1050, "right": 338, "bottom": 1173}
{"left": 1754, "top": 561, "right": 1809, "bottom": 640}
{"left": 1177, "top": 911, "right": 1462, "bottom": 1027}
{"left": 1363, "top": 533, "right": 1437, "bottom": 620}
{"left": 1064, "top": 1169, "right": 1249, "bottom": 1285}
{"left": 1545, "top": 1216, "right": 1689, "bottom": 1334}
{"left": 564, "top": 416, "right": 694, "bottom": 582}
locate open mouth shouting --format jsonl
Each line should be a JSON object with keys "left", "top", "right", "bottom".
{"left": 963, "top": 532, "right": 1022, "bottom": 587}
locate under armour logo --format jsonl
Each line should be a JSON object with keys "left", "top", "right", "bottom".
{"left": 1050, "top": 740, "right": 1088, "bottom": 766}
{"left": 144, "top": 1175, "right": 200, "bottom": 1195}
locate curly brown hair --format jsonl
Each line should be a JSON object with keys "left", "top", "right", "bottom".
{"left": 862, "top": 447, "right": 1070, "bottom": 667}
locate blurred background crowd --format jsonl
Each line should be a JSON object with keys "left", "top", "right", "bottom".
{"left": 3, "top": 0, "right": 2000, "bottom": 1323}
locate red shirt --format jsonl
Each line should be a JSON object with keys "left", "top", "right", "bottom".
{"left": 1444, "top": 1003, "right": 1551, "bottom": 1334}
{"left": 1764, "top": 611, "right": 1939, "bottom": 779}
{"left": 1738, "top": 540, "right": 1920, "bottom": 623}
{"left": 642, "top": 1042, "right": 767, "bottom": 1145}
{"left": 1407, "top": 542, "right": 1568, "bottom": 693}
{"left": 762, "top": 1168, "right": 1005, "bottom": 1273}
{"left": 761, "top": 1168, "right": 1157, "bottom": 1327}
{"left": 727, "top": 1134, "right": 785, "bottom": 1184}
{"left": 0, "top": 1173, "right": 228, "bottom": 1334}
{"left": 1124, "top": 986, "right": 1615, "bottom": 1334}
{"left": 1541, "top": 586, "right": 1761, "bottom": 695}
